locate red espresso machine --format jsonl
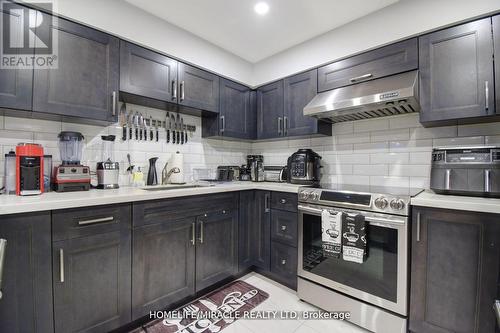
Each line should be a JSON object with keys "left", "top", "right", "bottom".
{"left": 16, "top": 143, "right": 44, "bottom": 196}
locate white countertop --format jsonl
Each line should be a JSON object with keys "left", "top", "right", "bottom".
{"left": 411, "top": 190, "right": 500, "bottom": 215}
{"left": 0, "top": 182, "right": 302, "bottom": 216}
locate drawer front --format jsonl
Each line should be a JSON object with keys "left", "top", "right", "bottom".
{"left": 53, "top": 204, "right": 131, "bottom": 241}
{"left": 270, "top": 191, "right": 297, "bottom": 212}
{"left": 271, "top": 210, "right": 297, "bottom": 247}
{"left": 270, "top": 241, "right": 298, "bottom": 289}
{"left": 318, "top": 38, "right": 418, "bottom": 92}
{"left": 133, "top": 192, "right": 238, "bottom": 227}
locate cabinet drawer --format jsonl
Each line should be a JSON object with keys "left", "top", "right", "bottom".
{"left": 133, "top": 192, "right": 238, "bottom": 227}
{"left": 53, "top": 204, "right": 131, "bottom": 241}
{"left": 271, "top": 192, "right": 297, "bottom": 212}
{"left": 270, "top": 241, "right": 298, "bottom": 289}
{"left": 318, "top": 38, "right": 418, "bottom": 92}
{"left": 271, "top": 210, "right": 297, "bottom": 247}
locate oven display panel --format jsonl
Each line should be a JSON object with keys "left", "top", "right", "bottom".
{"left": 319, "top": 192, "right": 371, "bottom": 206}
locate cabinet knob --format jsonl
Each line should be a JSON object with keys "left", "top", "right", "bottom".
{"left": 281, "top": 225, "right": 287, "bottom": 231}
{"left": 204, "top": 214, "right": 208, "bottom": 217}
{"left": 222, "top": 210, "right": 226, "bottom": 214}
{"left": 281, "top": 259, "right": 287, "bottom": 265}
{"left": 280, "top": 198, "right": 287, "bottom": 204}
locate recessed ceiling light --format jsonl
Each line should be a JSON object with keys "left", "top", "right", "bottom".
{"left": 254, "top": 2, "right": 269, "bottom": 15}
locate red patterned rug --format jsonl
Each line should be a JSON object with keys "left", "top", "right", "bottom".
{"left": 133, "top": 280, "right": 269, "bottom": 333}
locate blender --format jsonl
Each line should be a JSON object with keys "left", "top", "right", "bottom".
{"left": 53, "top": 131, "right": 91, "bottom": 192}
{"left": 97, "top": 135, "right": 119, "bottom": 189}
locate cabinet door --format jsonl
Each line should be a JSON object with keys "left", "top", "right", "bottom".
{"left": 218, "top": 78, "right": 255, "bottom": 139}
{"left": 195, "top": 209, "right": 238, "bottom": 292}
{"left": 253, "top": 191, "right": 271, "bottom": 270}
{"left": 178, "top": 63, "right": 219, "bottom": 112}
{"left": 120, "top": 41, "right": 178, "bottom": 103}
{"left": 239, "top": 191, "right": 255, "bottom": 272}
{"left": 410, "top": 207, "right": 500, "bottom": 333}
{"left": 493, "top": 15, "right": 500, "bottom": 114}
{"left": 0, "top": 212, "right": 53, "bottom": 333}
{"left": 419, "top": 18, "right": 494, "bottom": 124}
{"left": 270, "top": 241, "right": 298, "bottom": 290}
{"left": 318, "top": 38, "right": 418, "bottom": 92}
{"left": 132, "top": 217, "right": 195, "bottom": 319}
{"left": 271, "top": 210, "right": 298, "bottom": 247}
{"left": 257, "top": 80, "right": 284, "bottom": 139}
{"left": 33, "top": 14, "right": 119, "bottom": 122}
{"left": 53, "top": 230, "right": 131, "bottom": 333}
{"left": 0, "top": 4, "right": 33, "bottom": 110}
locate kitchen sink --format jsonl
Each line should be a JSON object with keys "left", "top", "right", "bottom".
{"left": 141, "top": 184, "right": 211, "bottom": 191}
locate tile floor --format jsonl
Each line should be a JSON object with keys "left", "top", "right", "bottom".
{"left": 221, "top": 272, "right": 370, "bottom": 333}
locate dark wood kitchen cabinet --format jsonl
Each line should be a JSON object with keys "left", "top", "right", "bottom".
{"left": 253, "top": 191, "right": 272, "bottom": 270}
{"left": 0, "top": 3, "right": 33, "bottom": 111}
{"left": 0, "top": 212, "right": 53, "bottom": 333}
{"left": 257, "top": 81, "right": 284, "bottom": 139}
{"left": 493, "top": 15, "right": 500, "bottom": 114}
{"left": 202, "top": 78, "right": 256, "bottom": 139}
{"left": 419, "top": 18, "right": 495, "bottom": 125}
{"left": 318, "top": 38, "right": 418, "bottom": 92}
{"left": 239, "top": 191, "right": 255, "bottom": 272}
{"left": 195, "top": 209, "right": 238, "bottom": 291}
{"left": 120, "top": 41, "right": 178, "bottom": 103}
{"left": 410, "top": 207, "right": 500, "bottom": 333}
{"left": 178, "top": 63, "right": 219, "bottom": 112}
{"left": 52, "top": 205, "right": 132, "bottom": 333}
{"left": 33, "top": 13, "right": 119, "bottom": 122}
{"left": 132, "top": 216, "right": 196, "bottom": 319}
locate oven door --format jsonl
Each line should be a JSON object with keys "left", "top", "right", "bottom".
{"left": 298, "top": 204, "right": 408, "bottom": 316}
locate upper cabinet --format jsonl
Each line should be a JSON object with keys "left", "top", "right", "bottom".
{"left": 419, "top": 18, "right": 495, "bottom": 125}
{"left": 493, "top": 15, "right": 500, "bottom": 114}
{"left": 257, "top": 80, "right": 284, "bottom": 139}
{"left": 32, "top": 14, "right": 120, "bottom": 122}
{"left": 318, "top": 38, "right": 418, "bottom": 92}
{"left": 120, "top": 41, "right": 178, "bottom": 103}
{"left": 0, "top": 5, "right": 33, "bottom": 111}
{"left": 178, "top": 63, "right": 219, "bottom": 112}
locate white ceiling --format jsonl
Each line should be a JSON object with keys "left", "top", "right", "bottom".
{"left": 124, "top": 0, "right": 399, "bottom": 63}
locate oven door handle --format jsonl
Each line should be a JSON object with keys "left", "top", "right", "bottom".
{"left": 298, "top": 205, "right": 406, "bottom": 226}
{"left": 298, "top": 205, "right": 323, "bottom": 215}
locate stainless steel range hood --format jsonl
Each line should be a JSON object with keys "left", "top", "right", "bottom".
{"left": 304, "top": 70, "right": 420, "bottom": 123}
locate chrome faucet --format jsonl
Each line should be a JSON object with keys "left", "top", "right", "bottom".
{"left": 162, "top": 162, "right": 181, "bottom": 185}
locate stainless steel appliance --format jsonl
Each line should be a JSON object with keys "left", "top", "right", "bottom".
{"left": 287, "top": 149, "right": 321, "bottom": 185}
{"left": 430, "top": 146, "right": 500, "bottom": 197}
{"left": 247, "top": 155, "right": 264, "bottom": 182}
{"left": 4, "top": 150, "right": 16, "bottom": 195}
{"left": 298, "top": 185, "right": 422, "bottom": 333}
{"left": 54, "top": 132, "right": 90, "bottom": 192}
{"left": 96, "top": 135, "right": 119, "bottom": 189}
{"left": 303, "top": 70, "right": 420, "bottom": 123}
{"left": 263, "top": 166, "right": 287, "bottom": 182}
{"left": 216, "top": 166, "right": 240, "bottom": 181}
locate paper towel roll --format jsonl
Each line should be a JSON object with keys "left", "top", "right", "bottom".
{"left": 169, "top": 151, "right": 184, "bottom": 184}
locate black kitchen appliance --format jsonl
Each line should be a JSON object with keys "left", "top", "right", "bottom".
{"left": 430, "top": 146, "right": 500, "bottom": 197}
{"left": 287, "top": 149, "right": 322, "bottom": 185}
{"left": 147, "top": 157, "right": 159, "bottom": 186}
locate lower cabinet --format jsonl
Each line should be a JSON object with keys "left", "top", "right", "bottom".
{"left": 253, "top": 191, "right": 272, "bottom": 270}
{"left": 0, "top": 212, "right": 53, "bottom": 333}
{"left": 270, "top": 241, "right": 298, "bottom": 289}
{"left": 410, "top": 207, "right": 500, "bottom": 333}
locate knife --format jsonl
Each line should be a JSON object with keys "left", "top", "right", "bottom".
{"left": 128, "top": 112, "right": 133, "bottom": 140}
{"left": 166, "top": 112, "right": 170, "bottom": 143}
{"left": 155, "top": 119, "right": 159, "bottom": 142}
{"left": 149, "top": 115, "right": 154, "bottom": 141}
{"left": 134, "top": 111, "right": 139, "bottom": 140}
{"left": 172, "top": 114, "right": 176, "bottom": 144}
{"left": 180, "top": 117, "right": 184, "bottom": 144}
{"left": 120, "top": 103, "right": 127, "bottom": 141}
{"left": 139, "top": 113, "right": 143, "bottom": 140}
{"left": 176, "top": 113, "right": 180, "bottom": 144}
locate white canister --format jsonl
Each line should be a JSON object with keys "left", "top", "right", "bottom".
{"left": 169, "top": 151, "right": 184, "bottom": 184}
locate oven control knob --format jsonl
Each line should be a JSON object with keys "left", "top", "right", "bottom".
{"left": 374, "top": 197, "right": 388, "bottom": 209}
{"left": 310, "top": 192, "right": 319, "bottom": 201}
{"left": 390, "top": 199, "right": 405, "bottom": 210}
{"left": 299, "top": 191, "right": 310, "bottom": 200}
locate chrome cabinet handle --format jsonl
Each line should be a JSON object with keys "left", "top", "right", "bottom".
{"left": 172, "top": 80, "right": 177, "bottom": 100}
{"left": 280, "top": 198, "right": 287, "bottom": 204}
{"left": 283, "top": 116, "right": 288, "bottom": 136}
{"left": 191, "top": 222, "right": 196, "bottom": 246}
{"left": 59, "top": 248, "right": 64, "bottom": 283}
{"left": 264, "top": 193, "right": 270, "bottom": 213}
{"left": 445, "top": 169, "right": 451, "bottom": 190}
{"left": 485, "top": 169, "right": 491, "bottom": 193}
{"left": 350, "top": 73, "right": 373, "bottom": 83}
{"left": 485, "top": 81, "right": 489, "bottom": 112}
{"left": 281, "top": 259, "right": 287, "bottom": 265}
{"left": 78, "top": 216, "right": 114, "bottom": 226}
{"left": 277, "top": 117, "right": 283, "bottom": 136}
{"left": 416, "top": 212, "right": 421, "bottom": 242}
{"left": 494, "top": 300, "right": 500, "bottom": 328}
{"left": 198, "top": 221, "right": 204, "bottom": 244}
{"left": 281, "top": 225, "right": 287, "bottom": 231}
{"left": 220, "top": 115, "right": 225, "bottom": 133}
{"left": 0, "top": 239, "right": 6, "bottom": 300}
{"left": 112, "top": 91, "right": 117, "bottom": 116}
{"left": 180, "top": 81, "right": 185, "bottom": 101}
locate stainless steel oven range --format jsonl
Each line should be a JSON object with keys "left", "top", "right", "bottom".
{"left": 297, "top": 185, "right": 422, "bottom": 333}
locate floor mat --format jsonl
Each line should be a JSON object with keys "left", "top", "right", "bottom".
{"left": 136, "top": 280, "right": 269, "bottom": 333}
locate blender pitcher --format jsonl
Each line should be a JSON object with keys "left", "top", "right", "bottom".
{"left": 97, "top": 135, "right": 119, "bottom": 189}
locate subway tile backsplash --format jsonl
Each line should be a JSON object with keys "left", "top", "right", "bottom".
{"left": 1, "top": 110, "right": 500, "bottom": 191}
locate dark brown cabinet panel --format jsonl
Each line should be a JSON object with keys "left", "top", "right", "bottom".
{"left": 270, "top": 191, "right": 298, "bottom": 212}
{"left": 0, "top": 212, "right": 53, "bottom": 333}
{"left": 238, "top": 191, "right": 255, "bottom": 272}
{"left": 53, "top": 230, "right": 131, "bottom": 333}
{"left": 271, "top": 210, "right": 298, "bottom": 247}
{"left": 178, "top": 63, "right": 219, "bottom": 112}
{"left": 493, "top": 15, "right": 500, "bottom": 115}
{"left": 270, "top": 241, "right": 298, "bottom": 290}
{"left": 253, "top": 191, "right": 271, "bottom": 270}
{"left": 410, "top": 207, "right": 500, "bottom": 333}
{"left": 195, "top": 209, "right": 238, "bottom": 291}
{"left": 120, "top": 41, "right": 178, "bottom": 103}
{"left": 33, "top": 14, "right": 119, "bottom": 122}
{"left": 132, "top": 217, "right": 196, "bottom": 320}
{"left": 257, "top": 81, "right": 284, "bottom": 139}
{"left": 318, "top": 38, "right": 418, "bottom": 92}
{"left": 0, "top": 4, "right": 33, "bottom": 111}
{"left": 419, "top": 18, "right": 495, "bottom": 125}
